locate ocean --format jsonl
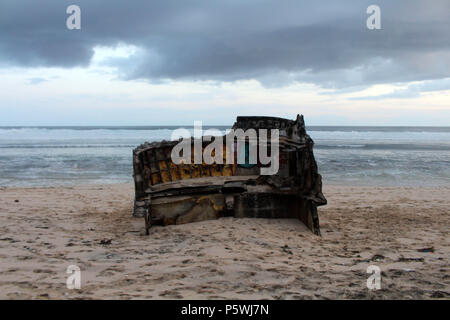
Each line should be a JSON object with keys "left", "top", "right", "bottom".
{"left": 1, "top": 126, "right": 449, "bottom": 187}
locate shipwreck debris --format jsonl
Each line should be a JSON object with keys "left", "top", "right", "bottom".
{"left": 132, "top": 115, "right": 326, "bottom": 235}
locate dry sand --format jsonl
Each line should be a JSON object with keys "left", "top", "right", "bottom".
{"left": 0, "top": 183, "right": 448, "bottom": 299}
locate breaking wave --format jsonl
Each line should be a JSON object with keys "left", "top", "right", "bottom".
{"left": 1, "top": 126, "right": 449, "bottom": 187}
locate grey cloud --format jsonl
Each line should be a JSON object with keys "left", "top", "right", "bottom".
{"left": 350, "top": 78, "right": 450, "bottom": 100}
{"left": 350, "top": 90, "right": 421, "bottom": 100}
{"left": 27, "top": 77, "right": 48, "bottom": 85}
{"left": 1, "top": 0, "right": 450, "bottom": 88}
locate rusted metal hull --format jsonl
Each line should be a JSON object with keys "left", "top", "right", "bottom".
{"left": 133, "top": 115, "right": 326, "bottom": 235}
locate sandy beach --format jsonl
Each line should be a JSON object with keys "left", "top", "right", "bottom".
{"left": 0, "top": 183, "right": 448, "bottom": 299}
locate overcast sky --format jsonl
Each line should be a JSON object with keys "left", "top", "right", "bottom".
{"left": 0, "top": 0, "right": 449, "bottom": 125}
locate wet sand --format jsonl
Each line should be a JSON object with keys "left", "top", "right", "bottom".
{"left": 0, "top": 183, "right": 448, "bottom": 299}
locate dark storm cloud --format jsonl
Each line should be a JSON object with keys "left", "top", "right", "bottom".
{"left": 1, "top": 0, "right": 449, "bottom": 87}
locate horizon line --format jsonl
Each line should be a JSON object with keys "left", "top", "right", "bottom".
{"left": 1, "top": 125, "right": 450, "bottom": 128}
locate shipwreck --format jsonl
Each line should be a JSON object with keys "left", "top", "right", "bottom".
{"left": 132, "top": 115, "right": 326, "bottom": 235}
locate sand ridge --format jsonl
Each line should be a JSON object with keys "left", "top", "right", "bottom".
{"left": 0, "top": 183, "right": 448, "bottom": 299}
